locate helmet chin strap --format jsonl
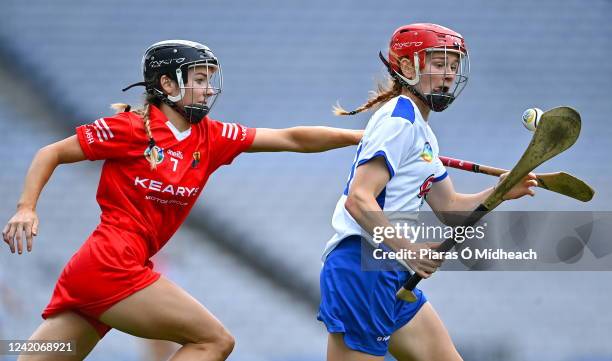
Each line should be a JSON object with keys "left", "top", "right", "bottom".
{"left": 425, "top": 94, "right": 455, "bottom": 112}
{"left": 378, "top": 52, "right": 454, "bottom": 112}
{"left": 183, "top": 104, "right": 210, "bottom": 124}
{"left": 147, "top": 88, "right": 208, "bottom": 124}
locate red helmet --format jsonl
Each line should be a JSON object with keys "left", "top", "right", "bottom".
{"left": 380, "top": 23, "right": 470, "bottom": 112}
{"left": 388, "top": 23, "right": 467, "bottom": 73}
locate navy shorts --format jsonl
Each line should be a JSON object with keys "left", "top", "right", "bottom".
{"left": 317, "top": 236, "right": 427, "bottom": 356}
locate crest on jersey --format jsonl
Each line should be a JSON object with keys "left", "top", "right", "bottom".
{"left": 144, "top": 145, "right": 165, "bottom": 164}
{"left": 191, "top": 151, "right": 201, "bottom": 168}
{"left": 420, "top": 142, "right": 433, "bottom": 163}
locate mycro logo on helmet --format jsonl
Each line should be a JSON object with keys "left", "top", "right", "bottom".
{"left": 392, "top": 41, "right": 423, "bottom": 50}
{"left": 149, "top": 57, "right": 186, "bottom": 68}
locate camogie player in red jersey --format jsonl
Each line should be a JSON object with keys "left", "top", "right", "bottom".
{"left": 2, "top": 40, "right": 362, "bottom": 361}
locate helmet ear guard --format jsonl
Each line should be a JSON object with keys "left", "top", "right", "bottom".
{"left": 385, "top": 51, "right": 421, "bottom": 86}
{"left": 166, "top": 68, "right": 186, "bottom": 103}
{"left": 379, "top": 51, "right": 430, "bottom": 108}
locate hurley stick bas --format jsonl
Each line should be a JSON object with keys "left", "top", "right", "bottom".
{"left": 439, "top": 156, "right": 594, "bottom": 202}
{"left": 396, "top": 106, "right": 582, "bottom": 302}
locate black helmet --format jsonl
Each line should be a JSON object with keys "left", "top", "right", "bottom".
{"left": 123, "top": 40, "right": 223, "bottom": 123}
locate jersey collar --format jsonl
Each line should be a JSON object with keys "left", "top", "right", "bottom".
{"left": 149, "top": 104, "right": 192, "bottom": 142}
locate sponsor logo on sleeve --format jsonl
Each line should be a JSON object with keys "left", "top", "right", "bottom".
{"left": 84, "top": 126, "right": 95, "bottom": 144}
{"left": 91, "top": 118, "right": 115, "bottom": 142}
{"left": 418, "top": 174, "right": 436, "bottom": 200}
{"left": 221, "top": 123, "right": 247, "bottom": 141}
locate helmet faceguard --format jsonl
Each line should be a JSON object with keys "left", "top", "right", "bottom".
{"left": 172, "top": 61, "right": 222, "bottom": 124}
{"left": 123, "top": 40, "right": 223, "bottom": 123}
{"left": 380, "top": 23, "right": 469, "bottom": 112}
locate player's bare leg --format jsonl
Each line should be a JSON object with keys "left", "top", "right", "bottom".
{"left": 17, "top": 312, "right": 100, "bottom": 361}
{"left": 99, "top": 276, "right": 234, "bottom": 361}
{"left": 326, "top": 334, "right": 384, "bottom": 361}
{"left": 141, "top": 338, "right": 180, "bottom": 361}
{"left": 388, "top": 302, "right": 462, "bottom": 361}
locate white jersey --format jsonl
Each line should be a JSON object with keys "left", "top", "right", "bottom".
{"left": 322, "top": 95, "right": 448, "bottom": 259}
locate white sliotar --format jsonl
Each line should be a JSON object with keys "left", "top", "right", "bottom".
{"left": 522, "top": 107, "right": 543, "bottom": 132}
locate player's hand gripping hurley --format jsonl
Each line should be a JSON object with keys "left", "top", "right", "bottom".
{"left": 396, "top": 106, "right": 582, "bottom": 302}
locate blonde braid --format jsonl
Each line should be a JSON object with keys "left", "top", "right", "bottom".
{"left": 110, "top": 101, "right": 158, "bottom": 170}
{"left": 333, "top": 78, "right": 402, "bottom": 116}
{"left": 110, "top": 103, "right": 132, "bottom": 113}
{"left": 142, "top": 103, "right": 159, "bottom": 170}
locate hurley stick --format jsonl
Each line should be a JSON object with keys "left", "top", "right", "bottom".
{"left": 397, "top": 106, "right": 582, "bottom": 302}
{"left": 439, "top": 156, "right": 594, "bottom": 202}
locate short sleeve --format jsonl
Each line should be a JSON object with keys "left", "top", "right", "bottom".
{"left": 75, "top": 114, "right": 135, "bottom": 161}
{"left": 356, "top": 117, "right": 415, "bottom": 178}
{"left": 208, "top": 120, "right": 256, "bottom": 168}
{"left": 431, "top": 157, "right": 448, "bottom": 183}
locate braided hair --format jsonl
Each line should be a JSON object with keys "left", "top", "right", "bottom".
{"left": 110, "top": 94, "right": 161, "bottom": 170}
{"left": 333, "top": 78, "right": 402, "bottom": 116}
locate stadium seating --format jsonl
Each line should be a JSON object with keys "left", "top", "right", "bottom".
{"left": 1, "top": 1, "right": 611, "bottom": 360}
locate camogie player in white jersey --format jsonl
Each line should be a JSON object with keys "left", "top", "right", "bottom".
{"left": 318, "top": 23, "right": 538, "bottom": 361}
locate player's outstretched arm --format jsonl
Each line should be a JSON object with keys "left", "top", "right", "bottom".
{"left": 246, "top": 127, "right": 362, "bottom": 153}
{"left": 2, "top": 135, "right": 86, "bottom": 254}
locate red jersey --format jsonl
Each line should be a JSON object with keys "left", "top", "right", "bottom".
{"left": 75, "top": 105, "right": 256, "bottom": 255}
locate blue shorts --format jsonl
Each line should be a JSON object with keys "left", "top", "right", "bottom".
{"left": 317, "top": 236, "right": 427, "bottom": 356}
